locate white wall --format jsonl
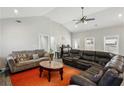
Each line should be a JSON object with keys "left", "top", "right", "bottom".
{"left": 2, "top": 16, "right": 71, "bottom": 57}
{"left": 72, "top": 25, "right": 124, "bottom": 55}
{"left": 0, "top": 20, "right": 2, "bottom": 57}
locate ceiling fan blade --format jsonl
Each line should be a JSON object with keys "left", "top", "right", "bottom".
{"left": 85, "top": 18, "right": 95, "bottom": 21}
{"left": 72, "top": 19, "right": 80, "bottom": 21}
{"left": 75, "top": 21, "right": 81, "bottom": 24}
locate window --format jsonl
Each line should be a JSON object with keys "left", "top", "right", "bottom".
{"left": 85, "top": 37, "right": 95, "bottom": 50}
{"left": 104, "top": 35, "right": 119, "bottom": 54}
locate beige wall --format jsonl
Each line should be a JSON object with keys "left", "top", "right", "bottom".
{"left": 72, "top": 25, "right": 124, "bottom": 56}
{"left": 1, "top": 16, "right": 71, "bottom": 57}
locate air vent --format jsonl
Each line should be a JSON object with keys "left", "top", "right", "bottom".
{"left": 16, "top": 20, "right": 21, "bottom": 23}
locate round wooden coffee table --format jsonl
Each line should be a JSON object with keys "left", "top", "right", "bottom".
{"left": 39, "top": 61, "right": 64, "bottom": 82}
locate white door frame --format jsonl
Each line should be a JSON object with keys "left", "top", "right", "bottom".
{"left": 38, "top": 33, "right": 50, "bottom": 52}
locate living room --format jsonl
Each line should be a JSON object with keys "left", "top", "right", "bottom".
{"left": 0, "top": 7, "right": 124, "bottom": 86}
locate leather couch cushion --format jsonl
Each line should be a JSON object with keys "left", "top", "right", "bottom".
{"left": 83, "top": 51, "right": 95, "bottom": 56}
{"left": 70, "top": 50, "right": 80, "bottom": 58}
{"left": 78, "top": 59, "right": 93, "bottom": 65}
{"left": 70, "top": 75, "right": 96, "bottom": 86}
{"left": 86, "top": 66, "right": 103, "bottom": 76}
{"left": 91, "top": 70, "right": 104, "bottom": 83}
{"left": 80, "top": 71, "right": 94, "bottom": 80}
{"left": 80, "top": 51, "right": 95, "bottom": 61}
{"left": 70, "top": 53, "right": 80, "bottom": 58}
{"left": 112, "top": 55, "right": 124, "bottom": 62}
{"left": 70, "top": 49, "right": 80, "bottom": 54}
{"left": 95, "top": 57, "right": 110, "bottom": 66}
{"left": 105, "top": 58, "right": 124, "bottom": 73}
{"left": 80, "top": 66, "right": 103, "bottom": 81}
{"left": 98, "top": 69, "right": 122, "bottom": 86}
{"left": 63, "top": 53, "right": 70, "bottom": 57}
{"left": 95, "top": 51, "right": 112, "bottom": 59}
{"left": 77, "top": 61, "right": 91, "bottom": 67}
{"left": 63, "top": 57, "right": 73, "bottom": 61}
{"left": 83, "top": 55, "right": 94, "bottom": 61}
{"left": 70, "top": 49, "right": 79, "bottom": 53}
{"left": 77, "top": 59, "right": 103, "bottom": 68}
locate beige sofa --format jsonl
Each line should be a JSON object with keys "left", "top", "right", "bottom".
{"left": 7, "top": 49, "right": 49, "bottom": 73}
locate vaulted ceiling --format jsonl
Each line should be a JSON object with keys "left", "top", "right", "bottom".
{"left": 0, "top": 7, "right": 124, "bottom": 32}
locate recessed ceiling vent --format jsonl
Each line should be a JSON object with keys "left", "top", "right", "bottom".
{"left": 16, "top": 20, "right": 21, "bottom": 23}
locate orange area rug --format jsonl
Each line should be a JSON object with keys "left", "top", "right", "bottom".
{"left": 10, "top": 65, "right": 80, "bottom": 86}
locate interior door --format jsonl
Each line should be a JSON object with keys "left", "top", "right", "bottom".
{"left": 39, "top": 34, "right": 49, "bottom": 52}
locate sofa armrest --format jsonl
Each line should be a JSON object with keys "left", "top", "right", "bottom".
{"left": 70, "top": 75, "right": 96, "bottom": 86}
{"left": 7, "top": 57, "right": 16, "bottom": 73}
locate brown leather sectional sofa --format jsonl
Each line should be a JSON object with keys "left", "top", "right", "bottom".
{"left": 62, "top": 49, "right": 124, "bottom": 86}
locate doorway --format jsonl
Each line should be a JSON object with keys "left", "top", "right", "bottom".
{"left": 39, "top": 34, "right": 49, "bottom": 52}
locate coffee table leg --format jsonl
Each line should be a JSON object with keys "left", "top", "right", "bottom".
{"left": 39, "top": 67, "right": 43, "bottom": 77}
{"left": 48, "top": 71, "right": 51, "bottom": 82}
{"left": 60, "top": 68, "right": 63, "bottom": 80}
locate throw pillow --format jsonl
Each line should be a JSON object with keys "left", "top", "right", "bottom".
{"left": 16, "top": 54, "right": 22, "bottom": 62}
{"left": 16, "top": 53, "right": 29, "bottom": 63}
{"left": 33, "top": 54, "right": 39, "bottom": 59}
{"left": 22, "top": 53, "right": 30, "bottom": 60}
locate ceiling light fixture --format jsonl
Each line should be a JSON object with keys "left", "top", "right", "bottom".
{"left": 14, "top": 9, "right": 18, "bottom": 15}
{"left": 118, "top": 13, "right": 122, "bottom": 18}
